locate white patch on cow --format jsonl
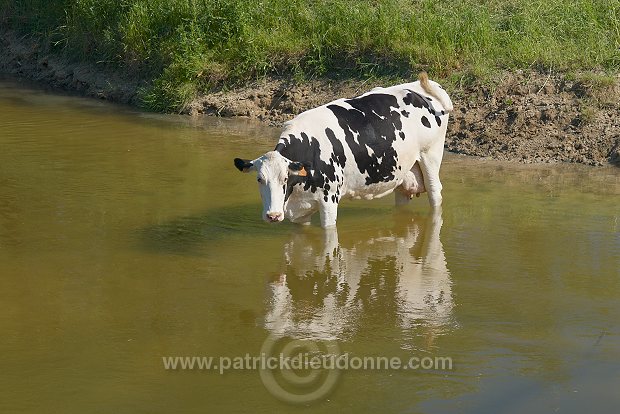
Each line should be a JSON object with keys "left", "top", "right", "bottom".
{"left": 316, "top": 135, "right": 332, "bottom": 165}
{"left": 371, "top": 110, "right": 386, "bottom": 120}
{"left": 340, "top": 100, "right": 365, "bottom": 116}
{"left": 346, "top": 126, "right": 360, "bottom": 145}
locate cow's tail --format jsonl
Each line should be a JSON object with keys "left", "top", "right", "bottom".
{"left": 419, "top": 72, "right": 453, "bottom": 113}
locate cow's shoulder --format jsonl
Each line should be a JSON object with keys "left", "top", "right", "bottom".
{"left": 276, "top": 125, "right": 346, "bottom": 197}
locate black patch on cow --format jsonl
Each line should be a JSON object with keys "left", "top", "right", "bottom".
{"left": 324, "top": 128, "right": 347, "bottom": 168}
{"left": 327, "top": 93, "right": 404, "bottom": 185}
{"left": 403, "top": 90, "right": 427, "bottom": 108}
{"left": 399, "top": 131, "right": 405, "bottom": 140}
{"left": 403, "top": 89, "right": 444, "bottom": 118}
{"left": 421, "top": 116, "right": 431, "bottom": 128}
{"left": 435, "top": 116, "right": 442, "bottom": 127}
{"left": 401, "top": 110, "right": 410, "bottom": 118}
{"left": 275, "top": 131, "right": 347, "bottom": 202}
{"left": 274, "top": 142, "right": 286, "bottom": 153}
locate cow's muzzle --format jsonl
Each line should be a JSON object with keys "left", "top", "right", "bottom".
{"left": 265, "top": 212, "right": 283, "bottom": 223}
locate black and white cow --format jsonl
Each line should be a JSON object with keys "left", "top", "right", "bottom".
{"left": 234, "top": 73, "right": 453, "bottom": 228}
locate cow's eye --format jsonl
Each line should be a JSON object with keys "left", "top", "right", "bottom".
{"left": 257, "top": 177, "right": 263, "bottom": 184}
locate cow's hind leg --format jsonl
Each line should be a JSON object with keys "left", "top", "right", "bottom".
{"left": 419, "top": 148, "right": 444, "bottom": 207}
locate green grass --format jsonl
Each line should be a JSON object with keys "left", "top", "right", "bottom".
{"left": 2, "top": 0, "right": 619, "bottom": 112}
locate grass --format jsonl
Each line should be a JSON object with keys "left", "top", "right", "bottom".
{"left": 1, "top": 0, "right": 619, "bottom": 112}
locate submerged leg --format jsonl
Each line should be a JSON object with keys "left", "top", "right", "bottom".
{"left": 319, "top": 201, "right": 338, "bottom": 228}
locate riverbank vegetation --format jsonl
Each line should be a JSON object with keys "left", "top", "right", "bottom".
{"left": 1, "top": 0, "right": 619, "bottom": 112}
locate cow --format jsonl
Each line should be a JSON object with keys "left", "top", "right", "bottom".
{"left": 234, "top": 72, "right": 453, "bottom": 228}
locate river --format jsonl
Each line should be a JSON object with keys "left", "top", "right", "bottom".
{"left": 0, "top": 76, "right": 619, "bottom": 413}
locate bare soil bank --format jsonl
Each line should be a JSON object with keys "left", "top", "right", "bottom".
{"left": 2, "top": 31, "right": 618, "bottom": 166}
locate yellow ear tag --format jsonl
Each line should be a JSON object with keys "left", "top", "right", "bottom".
{"left": 298, "top": 167, "right": 307, "bottom": 177}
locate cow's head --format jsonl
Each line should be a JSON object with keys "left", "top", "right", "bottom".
{"left": 234, "top": 151, "right": 308, "bottom": 223}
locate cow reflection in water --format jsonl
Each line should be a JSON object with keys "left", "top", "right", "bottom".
{"left": 264, "top": 210, "right": 453, "bottom": 344}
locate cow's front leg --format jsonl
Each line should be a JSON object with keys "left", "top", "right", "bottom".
{"left": 319, "top": 200, "right": 338, "bottom": 228}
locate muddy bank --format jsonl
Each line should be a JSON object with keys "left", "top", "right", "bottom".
{"left": 0, "top": 31, "right": 140, "bottom": 104}
{"left": 187, "top": 73, "right": 620, "bottom": 166}
{"left": 2, "top": 31, "right": 618, "bottom": 166}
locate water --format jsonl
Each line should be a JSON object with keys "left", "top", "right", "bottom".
{"left": 0, "top": 76, "right": 619, "bottom": 413}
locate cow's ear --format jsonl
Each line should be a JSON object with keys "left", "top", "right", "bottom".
{"left": 234, "top": 158, "right": 254, "bottom": 173}
{"left": 289, "top": 161, "right": 311, "bottom": 177}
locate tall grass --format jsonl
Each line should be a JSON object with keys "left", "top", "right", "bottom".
{"left": 2, "top": 0, "right": 619, "bottom": 111}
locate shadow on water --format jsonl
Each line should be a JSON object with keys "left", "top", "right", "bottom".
{"left": 136, "top": 203, "right": 290, "bottom": 255}
{"left": 263, "top": 208, "right": 455, "bottom": 345}
{"left": 136, "top": 203, "right": 403, "bottom": 255}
